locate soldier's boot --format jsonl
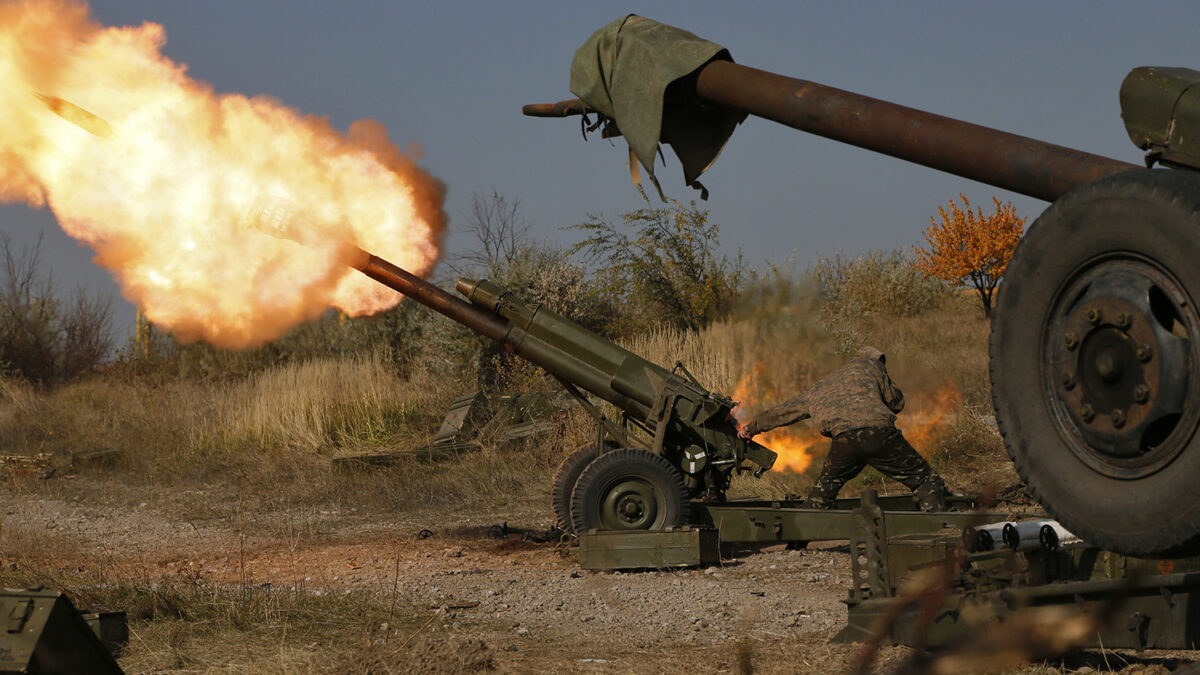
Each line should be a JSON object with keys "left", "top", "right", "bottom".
{"left": 914, "top": 476, "right": 947, "bottom": 512}
{"left": 700, "top": 467, "right": 727, "bottom": 503}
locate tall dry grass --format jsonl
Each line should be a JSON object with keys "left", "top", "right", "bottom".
{"left": 0, "top": 348, "right": 592, "bottom": 517}
{"left": 222, "top": 353, "right": 419, "bottom": 452}
{"left": 0, "top": 251, "right": 1013, "bottom": 509}
{"left": 0, "top": 355, "right": 422, "bottom": 463}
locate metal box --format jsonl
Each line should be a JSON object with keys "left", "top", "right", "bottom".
{"left": 1121, "top": 66, "right": 1200, "bottom": 169}
{"left": 0, "top": 587, "right": 123, "bottom": 674}
{"left": 577, "top": 527, "right": 720, "bottom": 571}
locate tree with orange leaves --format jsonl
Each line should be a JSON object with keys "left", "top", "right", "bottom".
{"left": 912, "top": 195, "right": 1025, "bottom": 317}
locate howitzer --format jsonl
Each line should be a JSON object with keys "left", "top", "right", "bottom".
{"left": 249, "top": 205, "right": 774, "bottom": 534}
{"left": 346, "top": 247, "right": 776, "bottom": 534}
{"left": 524, "top": 17, "right": 1200, "bottom": 557}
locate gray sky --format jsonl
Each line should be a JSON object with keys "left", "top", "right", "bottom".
{"left": 4, "top": 1, "right": 1198, "bottom": 347}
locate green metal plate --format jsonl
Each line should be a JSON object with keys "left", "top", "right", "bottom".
{"left": 577, "top": 527, "right": 720, "bottom": 571}
{"left": 691, "top": 498, "right": 1013, "bottom": 545}
{"left": 0, "top": 587, "right": 123, "bottom": 674}
{"left": 1121, "top": 66, "right": 1200, "bottom": 169}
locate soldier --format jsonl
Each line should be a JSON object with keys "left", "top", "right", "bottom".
{"left": 737, "top": 346, "right": 946, "bottom": 511}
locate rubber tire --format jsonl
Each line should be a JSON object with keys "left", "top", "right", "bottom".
{"left": 570, "top": 448, "right": 689, "bottom": 533}
{"left": 551, "top": 441, "right": 618, "bottom": 534}
{"left": 991, "top": 168, "right": 1200, "bottom": 555}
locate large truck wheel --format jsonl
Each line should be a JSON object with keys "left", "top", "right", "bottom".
{"left": 570, "top": 448, "right": 689, "bottom": 532}
{"left": 991, "top": 168, "right": 1200, "bottom": 555}
{"left": 551, "top": 441, "right": 618, "bottom": 534}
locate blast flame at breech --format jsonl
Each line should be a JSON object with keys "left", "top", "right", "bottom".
{"left": 0, "top": 0, "right": 446, "bottom": 348}
{"left": 732, "top": 367, "right": 961, "bottom": 473}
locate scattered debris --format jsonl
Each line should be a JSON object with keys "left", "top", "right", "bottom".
{"left": 69, "top": 448, "right": 122, "bottom": 470}
{"left": 332, "top": 390, "right": 572, "bottom": 469}
{"left": 429, "top": 601, "right": 480, "bottom": 610}
{"left": 444, "top": 522, "right": 564, "bottom": 544}
{"left": 0, "top": 453, "right": 54, "bottom": 480}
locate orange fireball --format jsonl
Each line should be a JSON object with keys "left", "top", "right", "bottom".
{"left": 0, "top": 0, "right": 445, "bottom": 348}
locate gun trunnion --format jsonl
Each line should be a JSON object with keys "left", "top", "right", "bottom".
{"left": 526, "top": 17, "right": 1200, "bottom": 558}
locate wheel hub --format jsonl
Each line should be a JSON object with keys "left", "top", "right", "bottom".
{"left": 1046, "top": 257, "right": 1198, "bottom": 477}
{"left": 600, "top": 478, "right": 659, "bottom": 529}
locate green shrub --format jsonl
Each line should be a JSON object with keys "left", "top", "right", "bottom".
{"left": 815, "top": 250, "right": 949, "bottom": 353}
{"left": 815, "top": 249, "right": 948, "bottom": 319}
{"left": 571, "top": 191, "right": 743, "bottom": 335}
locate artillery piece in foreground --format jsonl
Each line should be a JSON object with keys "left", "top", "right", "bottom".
{"left": 524, "top": 16, "right": 1200, "bottom": 557}
{"left": 341, "top": 248, "right": 777, "bottom": 535}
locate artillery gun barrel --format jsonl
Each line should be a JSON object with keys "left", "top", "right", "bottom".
{"left": 345, "top": 248, "right": 651, "bottom": 418}
{"left": 346, "top": 247, "right": 508, "bottom": 344}
{"left": 524, "top": 60, "right": 1140, "bottom": 202}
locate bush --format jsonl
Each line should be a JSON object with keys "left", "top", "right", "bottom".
{"left": 450, "top": 191, "right": 612, "bottom": 389}
{"left": 571, "top": 191, "right": 743, "bottom": 335}
{"left": 453, "top": 190, "right": 608, "bottom": 332}
{"left": 121, "top": 299, "right": 439, "bottom": 382}
{"left": 467, "top": 242, "right": 609, "bottom": 389}
{"left": 0, "top": 233, "right": 112, "bottom": 385}
{"left": 815, "top": 250, "right": 949, "bottom": 353}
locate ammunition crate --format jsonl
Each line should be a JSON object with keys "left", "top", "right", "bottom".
{"left": 577, "top": 527, "right": 720, "bottom": 571}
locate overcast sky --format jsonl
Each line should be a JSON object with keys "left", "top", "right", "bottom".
{"left": 5, "top": 1, "right": 1198, "bottom": 346}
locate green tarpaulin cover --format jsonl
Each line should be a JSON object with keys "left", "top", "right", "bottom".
{"left": 570, "top": 15, "right": 745, "bottom": 199}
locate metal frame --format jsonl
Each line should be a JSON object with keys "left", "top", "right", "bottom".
{"left": 835, "top": 494, "right": 1200, "bottom": 650}
{"left": 689, "top": 493, "right": 1002, "bottom": 545}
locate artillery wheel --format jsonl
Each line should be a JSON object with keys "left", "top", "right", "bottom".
{"left": 991, "top": 168, "right": 1200, "bottom": 555}
{"left": 551, "top": 440, "right": 619, "bottom": 534}
{"left": 570, "top": 448, "right": 689, "bottom": 532}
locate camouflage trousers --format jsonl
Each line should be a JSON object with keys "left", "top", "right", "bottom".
{"left": 806, "top": 426, "right": 945, "bottom": 512}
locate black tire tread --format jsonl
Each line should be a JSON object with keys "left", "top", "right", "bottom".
{"left": 991, "top": 168, "right": 1200, "bottom": 555}
{"left": 550, "top": 441, "right": 617, "bottom": 534}
{"left": 569, "top": 448, "right": 689, "bottom": 534}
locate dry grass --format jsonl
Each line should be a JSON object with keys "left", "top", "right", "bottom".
{"left": 222, "top": 353, "right": 420, "bottom": 452}
{"left": 0, "top": 348, "right": 596, "bottom": 524}
{"left": 0, "top": 355, "right": 425, "bottom": 474}
{"left": 0, "top": 268, "right": 1026, "bottom": 673}
{"left": 0, "top": 274, "right": 1007, "bottom": 509}
{"left": 0, "top": 544, "right": 496, "bottom": 674}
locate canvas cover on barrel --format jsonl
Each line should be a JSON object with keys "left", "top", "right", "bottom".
{"left": 570, "top": 15, "right": 745, "bottom": 199}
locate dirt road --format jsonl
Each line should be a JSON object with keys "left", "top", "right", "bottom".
{"left": 2, "top": 480, "right": 910, "bottom": 673}
{"left": 1, "top": 480, "right": 1186, "bottom": 673}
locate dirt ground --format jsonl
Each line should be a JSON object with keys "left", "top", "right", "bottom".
{"left": 1, "top": 476, "right": 1194, "bottom": 673}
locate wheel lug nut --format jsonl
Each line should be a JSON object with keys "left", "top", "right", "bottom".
{"left": 1133, "top": 385, "right": 1150, "bottom": 404}
{"left": 1080, "top": 404, "right": 1095, "bottom": 423}
{"left": 1115, "top": 313, "right": 1131, "bottom": 329}
{"left": 1064, "top": 332, "right": 1079, "bottom": 350}
{"left": 1111, "top": 410, "right": 1126, "bottom": 428}
{"left": 1062, "top": 372, "right": 1076, "bottom": 390}
{"left": 1137, "top": 344, "right": 1153, "bottom": 362}
{"left": 1086, "top": 307, "right": 1101, "bottom": 323}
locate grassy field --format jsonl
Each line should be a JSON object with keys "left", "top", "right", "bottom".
{"left": 0, "top": 279, "right": 1010, "bottom": 512}
{"left": 0, "top": 264, "right": 1037, "bottom": 673}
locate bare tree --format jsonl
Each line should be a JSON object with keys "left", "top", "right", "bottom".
{"left": 58, "top": 288, "right": 113, "bottom": 380}
{"left": 0, "top": 232, "right": 112, "bottom": 384}
{"left": 0, "top": 232, "right": 57, "bottom": 382}
{"left": 453, "top": 190, "right": 531, "bottom": 275}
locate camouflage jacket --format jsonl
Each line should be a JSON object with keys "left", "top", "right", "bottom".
{"left": 744, "top": 347, "right": 905, "bottom": 438}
